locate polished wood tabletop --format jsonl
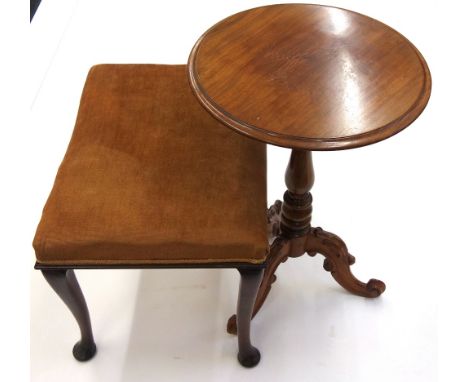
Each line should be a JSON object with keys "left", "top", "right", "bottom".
{"left": 188, "top": 4, "right": 431, "bottom": 150}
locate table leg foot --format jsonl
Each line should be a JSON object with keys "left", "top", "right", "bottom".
{"left": 307, "top": 227, "right": 386, "bottom": 297}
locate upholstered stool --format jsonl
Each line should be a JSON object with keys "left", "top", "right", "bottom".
{"left": 33, "top": 64, "right": 269, "bottom": 367}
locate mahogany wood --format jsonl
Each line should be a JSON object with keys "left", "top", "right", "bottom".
{"left": 281, "top": 149, "right": 314, "bottom": 237}
{"left": 187, "top": 4, "right": 425, "bottom": 335}
{"left": 42, "top": 270, "right": 97, "bottom": 361}
{"left": 306, "top": 228, "right": 386, "bottom": 297}
{"left": 227, "top": 150, "right": 385, "bottom": 334}
{"left": 40, "top": 265, "right": 265, "bottom": 365}
{"left": 236, "top": 268, "right": 264, "bottom": 367}
{"left": 37, "top": 4, "right": 431, "bottom": 364}
{"left": 227, "top": 221, "right": 386, "bottom": 335}
{"left": 188, "top": 4, "right": 431, "bottom": 150}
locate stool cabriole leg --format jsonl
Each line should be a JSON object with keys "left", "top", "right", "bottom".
{"left": 227, "top": 238, "right": 289, "bottom": 335}
{"left": 236, "top": 268, "right": 264, "bottom": 367}
{"left": 41, "top": 269, "right": 97, "bottom": 361}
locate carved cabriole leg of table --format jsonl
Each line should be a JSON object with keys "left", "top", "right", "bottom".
{"left": 282, "top": 150, "right": 385, "bottom": 297}
{"left": 227, "top": 149, "right": 385, "bottom": 335}
{"left": 305, "top": 228, "right": 386, "bottom": 297}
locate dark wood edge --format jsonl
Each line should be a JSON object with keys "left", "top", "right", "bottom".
{"left": 187, "top": 3, "right": 432, "bottom": 151}
{"left": 34, "top": 261, "right": 266, "bottom": 271}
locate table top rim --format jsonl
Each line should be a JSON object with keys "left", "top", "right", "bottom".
{"left": 187, "top": 3, "right": 432, "bottom": 151}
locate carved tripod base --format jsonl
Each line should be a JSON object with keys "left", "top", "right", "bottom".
{"left": 227, "top": 201, "right": 386, "bottom": 334}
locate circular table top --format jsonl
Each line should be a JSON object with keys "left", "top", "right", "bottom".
{"left": 188, "top": 4, "right": 431, "bottom": 150}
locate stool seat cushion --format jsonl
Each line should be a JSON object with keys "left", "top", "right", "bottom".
{"left": 33, "top": 64, "right": 268, "bottom": 266}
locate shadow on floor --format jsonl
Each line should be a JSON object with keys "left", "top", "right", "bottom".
{"left": 119, "top": 268, "right": 239, "bottom": 381}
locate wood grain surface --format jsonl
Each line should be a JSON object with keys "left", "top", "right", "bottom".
{"left": 188, "top": 4, "right": 431, "bottom": 150}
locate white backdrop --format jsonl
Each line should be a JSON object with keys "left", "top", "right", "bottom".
{"left": 7, "top": 0, "right": 468, "bottom": 381}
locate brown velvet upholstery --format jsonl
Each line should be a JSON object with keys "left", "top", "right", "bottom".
{"left": 33, "top": 64, "right": 268, "bottom": 266}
